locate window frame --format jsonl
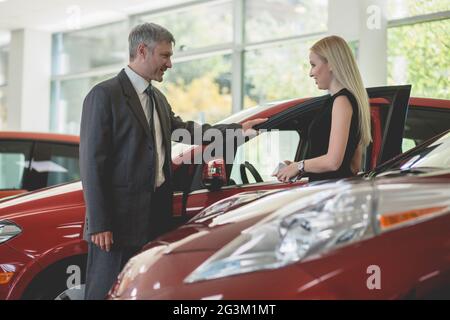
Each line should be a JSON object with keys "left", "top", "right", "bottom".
{"left": 0, "top": 139, "right": 34, "bottom": 191}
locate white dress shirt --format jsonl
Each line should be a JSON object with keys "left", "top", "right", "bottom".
{"left": 124, "top": 65, "right": 166, "bottom": 188}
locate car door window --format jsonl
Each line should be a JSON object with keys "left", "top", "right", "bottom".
{"left": 229, "top": 130, "right": 300, "bottom": 185}
{"left": 362, "top": 85, "right": 411, "bottom": 169}
{"left": 0, "top": 141, "right": 33, "bottom": 190}
{"left": 402, "top": 107, "right": 450, "bottom": 153}
{"left": 28, "top": 142, "right": 80, "bottom": 190}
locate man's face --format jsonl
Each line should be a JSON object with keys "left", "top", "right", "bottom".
{"left": 144, "top": 41, "right": 173, "bottom": 82}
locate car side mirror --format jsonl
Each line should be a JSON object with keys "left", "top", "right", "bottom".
{"left": 202, "top": 158, "right": 227, "bottom": 191}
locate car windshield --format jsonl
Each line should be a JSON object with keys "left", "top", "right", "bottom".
{"left": 377, "top": 131, "right": 450, "bottom": 175}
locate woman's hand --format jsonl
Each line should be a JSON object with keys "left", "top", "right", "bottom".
{"left": 274, "top": 161, "right": 300, "bottom": 183}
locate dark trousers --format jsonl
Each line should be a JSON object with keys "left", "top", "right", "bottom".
{"left": 84, "top": 181, "right": 172, "bottom": 300}
{"left": 84, "top": 243, "right": 140, "bottom": 300}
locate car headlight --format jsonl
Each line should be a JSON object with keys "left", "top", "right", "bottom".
{"left": 185, "top": 186, "right": 373, "bottom": 283}
{"left": 0, "top": 220, "right": 22, "bottom": 244}
{"left": 185, "top": 183, "right": 450, "bottom": 283}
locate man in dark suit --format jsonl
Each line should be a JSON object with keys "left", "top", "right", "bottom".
{"left": 79, "top": 22, "right": 266, "bottom": 300}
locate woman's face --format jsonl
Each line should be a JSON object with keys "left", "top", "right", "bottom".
{"left": 309, "top": 51, "right": 332, "bottom": 90}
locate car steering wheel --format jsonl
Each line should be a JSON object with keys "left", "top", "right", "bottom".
{"left": 239, "top": 161, "right": 263, "bottom": 184}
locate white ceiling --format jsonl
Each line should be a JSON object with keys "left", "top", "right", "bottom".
{"left": 0, "top": 0, "right": 188, "bottom": 44}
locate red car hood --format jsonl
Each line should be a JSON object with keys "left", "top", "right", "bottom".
{"left": 0, "top": 181, "right": 84, "bottom": 221}
{"left": 144, "top": 185, "right": 338, "bottom": 254}
{"left": 143, "top": 173, "right": 450, "bottom": 254}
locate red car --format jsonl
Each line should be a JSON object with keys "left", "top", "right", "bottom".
{"left": 0, "top": 85, "right": 449, "bottom": 299}
{"left": 0, "top": 132, "right": 79, "bottom": 199}
{"left": 109, "top": 129, "right": 450, "bottom": 300}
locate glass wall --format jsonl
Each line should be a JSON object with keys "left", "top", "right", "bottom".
{"left": 136, "top": 1, "right": 233, "bottom": 52}
{"left": 245, "top": 0, "right": 327, "bottom": 43}
{"left": 387, "top": 0, "right": 449, "bottom": 20}
{"left": 50, "top": 20, "right": 128, "bottom": 134}
{"left": 135, "top": 0, "right": 234, "bottom": 124}
{"left": 50, "top": 0, "right": 329, "bottom": 134}
{"left": 387, "top": 0, "right": 450, "bottom": 99}
{"left": 388, "top": 18, "right": 449, "bottom": 99}
{"left": 244, "top": 40, "right": 321, "bottom": 108}
{"left": 156, "top": 54, "right": 232, "bottom": 124}
{"left": 50, "top": 73, "right": 115, "bottom": 134}
{"left": 18, "top": 0, "right": 450, "bottom": 135}
{"left": 52, "top": 21, "right": 128, "bottom": 76}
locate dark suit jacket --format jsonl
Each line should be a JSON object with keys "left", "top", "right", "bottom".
{"left": 80, "top": 69, "right": 241, "bottom": 247}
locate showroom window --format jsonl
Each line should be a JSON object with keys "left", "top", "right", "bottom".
{"left": 244, "top": 40, "right": 321, "bottom": 108}
{"left": 387, "top": 2, "right": 450, "bottom": 99}
{"left": 50, "top": 21, "right": 128, "bottom": 134}
{"left": 50, "top": 73, "right": 115, "bottom": 134}
{"left": 243, "top": 0, "right": 327, "bottom": 108}
{"left": 0, "top": 47, "right": 8, "bottom": 130}
{"left": 52, "top": 21, "right": 128, "bottom": 76}
{"left": 135, "top": 0, "right": 233, "bottom": 53}
{"left": 133, "top": 0, "right": 234, "bottom": 124}
{"left": 387, "top": 0, "right": 449, "bottom": 19}
{"left": 156, "top": 54, "right": 233, "bottom": 124}
{"left": 245, "top": 0, "right": 327, "bottom": 43}
{"left": 50, "top": 0, "right": 329, "bottom": 133}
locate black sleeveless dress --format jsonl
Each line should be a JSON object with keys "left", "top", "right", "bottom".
{"left": 306, "top": 88, "right": 360, "bottom": 182}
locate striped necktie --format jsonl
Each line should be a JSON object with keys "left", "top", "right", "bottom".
{"left": 144, "top": 84, "right": 159, "bottom": 189}
{"left": 144, "top": 84, "right": 155, "bottom": 129}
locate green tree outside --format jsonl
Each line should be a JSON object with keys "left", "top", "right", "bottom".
{"left": 388, "top": 18, "right": 450, "bottom": 99}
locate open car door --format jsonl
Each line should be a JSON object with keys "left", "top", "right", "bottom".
{"left": 172, "top": 85, "right": 411, "bottom": 220}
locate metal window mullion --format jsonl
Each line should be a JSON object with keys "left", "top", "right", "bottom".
{"left": 131, "top": 0, "right": 231, "bottom": 20}
{"left": 50, "top": 80, "right": 61, "bottom": 133}
{"left": 243, "top": 31, "right": 327, "bottom": 52}
{"left": 388, "top": 10, "right": 450, "bottom": 28}
{"left": 231, "top": 0, "right": 244, "bottom": 114}
{"left": 158, "top": 0, "right": 229, "bottom": 16}
{"left": 172, "top": 43, "right": 234, "bottom": 63}
{"left": 51, "top": 64, "right": 124, "bottom": 82}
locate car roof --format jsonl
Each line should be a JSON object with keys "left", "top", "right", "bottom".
{"left": 0, "top": 131, "right": 80, "bottom": 144}
{"left": 219, "top": 96, "right": 450, "bottom": 124}
{"left": 0, "top": 97, "right": 448, "bottom": 140}
{"left": 409, "top": 97, "right": 450, "bottom": 109}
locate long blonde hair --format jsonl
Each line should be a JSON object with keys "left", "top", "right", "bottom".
{"left": 310, "top": 35, "right": 372, "bottom": 147}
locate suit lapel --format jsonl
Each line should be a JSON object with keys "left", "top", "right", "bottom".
{"left": 118, "top": 69, "right": 153, "bottom": 140}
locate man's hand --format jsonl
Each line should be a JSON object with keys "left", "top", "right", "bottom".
{"left": 91, "top": 231, "right": 114, "bottom": 252}
{"left": 241, "top": 118, "right": 268, "bottom": 137}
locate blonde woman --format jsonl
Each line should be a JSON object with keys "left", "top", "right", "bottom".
{"left": 275, "top": 35, "right": 371, "bottom": 182}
